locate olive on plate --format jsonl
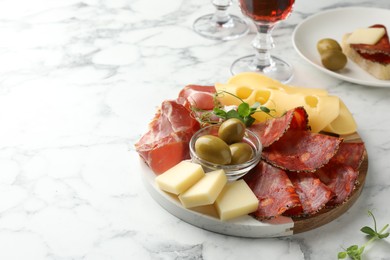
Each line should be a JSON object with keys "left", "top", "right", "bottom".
{"left": 321, "top": 49, "right": 348, "bottom": 71}
{"left": 218, "top": 118, "right": 246, "bottom": 144}
{"left": 317, "top": 38, "right": 342, "bottom": 54}
{"left": 229, "top": 142, "right": 254, "bottom": 164}
{"left": 317, "top": 38, "right": 347, "bottom": 71}
{"left": 194, "top": 135, "right": 231, "bottom": 165}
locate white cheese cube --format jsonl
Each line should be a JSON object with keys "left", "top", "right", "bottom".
{"left": 215, "top": 180, "right": 259, "bottom": 221}
{"left": 347, "top": 28, "right": 385, "bottom": 45}
{"left": 155, "top": 161, "right": 205, "bottom": 195}
{"left": 178, "top": 169, "right": 227, "bottom": 208}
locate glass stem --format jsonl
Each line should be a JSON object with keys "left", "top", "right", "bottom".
{"left": 251, "top": 23, "right": 276, "bottom": 69}
{"left": 211, "top": 0, "right": 232, "bottom": 25}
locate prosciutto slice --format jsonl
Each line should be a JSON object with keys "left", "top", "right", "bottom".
{"left": 178, "top": 85, "right": 216, "bottom": 110}
{"left": 287, "top": 172, "right": 334, "bottom": 215}
{"left": 249, "top": 107, "right": 309, "bottom": 147}
{"left": 135, "top": 99, "right": 200, "bottom": 174}
{"left": 244, "top": 161, "right": 301, "bottom": 219}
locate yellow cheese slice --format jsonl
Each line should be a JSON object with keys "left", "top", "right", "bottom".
{"left": 303, "top": 95, "right": 340, "bottom": 133}
{"left": 216, "top": 82, "right": 338, "bottom": 131}
{"left": 216, "top": 73, "right": 356, "bottom": 135}
{"left": 178, "top": 169, "right": 227, "bottom": 208}
{"left": 250, "top": 90, "right": 302, "bottom": 122}
{"left": 284, "top": 85, "right": 328, "bottom": 96}
{"left": 227, "top": 72, "right": 328, "bottom": 96}
{"left": 155, "top": 161, "right": 205, "bottom": 195}
{"left": 215, "top": 180, "right": 259, "bottom": 221}
{"left": 214, "top": 83, "right": 248, "bottom": 106}
{"left": 227, "top": 72, "right": 286, "bottom": 91}
{"left": 323, "top": 99, "right": 357, "bottom": 135}
{"left": 346, "top": 28, "right": 385, "bottom": 45}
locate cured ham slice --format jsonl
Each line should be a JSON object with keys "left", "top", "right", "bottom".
{"left": 249, "top": 107, "right": 309, "bottom": 147}
{"left": 287, "top": 172, "right": 334, "bottom": 216}
{"left": 135, "top": 99, "right": 200, "bottom": 174}
{"left": 244, "top": 161, "right": 301, "bottom": 219}
{"left": 314, "top": 142, "right": 365, "bottom": 205}
{"left": 178, "top": 85, "right": 216, "bottom": 110}
{"left": 262, "top": 130, "right": 343, "bottom": 172}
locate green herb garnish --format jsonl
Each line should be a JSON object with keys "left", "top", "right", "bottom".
{"left": 338, "top": 210, "right": 389, "bottom": 260}
{"left": 194, "top": 91, "right": 274, "bottom": 127}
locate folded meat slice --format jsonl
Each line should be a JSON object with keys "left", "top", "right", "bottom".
{"left": 244, "top": 161, "right": 301, "bottom": 219}
{"left": 327, "top": 142, "right": 365, "bottom": 170}
{"left": 350, "top": 24, "right": 390, "bottom": 64}
{"left": 178, "top": 85, "right": 216, "bottom": 110}
{"left": 135, "top": 99, "right": 200, "bottom": 174}
{"left": 262, "top": 130, "right": 343, "bottom": 172}
{"left": 315, "top": 165, "right": 359, "bottom": 206}
{"left": 249, "top": 107, "right": 309, "bottom": 147}
{"left": 314, "top": 142, "right": 365, "bottom": 206}
{"left": 286, "top": 172, "right": 334, "bottom": 216}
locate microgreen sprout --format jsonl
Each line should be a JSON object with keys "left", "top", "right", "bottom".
{"left": 338, "top": 210, "right": 389, "bottom": 260}
{"left": 199, "top": 91, "right": 274, "bottom": 127}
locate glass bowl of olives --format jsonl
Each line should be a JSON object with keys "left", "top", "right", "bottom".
{"left": 189, "top": 119, "right": 262, "bottom": 181}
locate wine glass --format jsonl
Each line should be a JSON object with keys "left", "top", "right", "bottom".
{"left": 231, "top": 0, "right": 295, "bottom": 83}
{"left": 193, "top": 0, "right": 249, "bottom": 41}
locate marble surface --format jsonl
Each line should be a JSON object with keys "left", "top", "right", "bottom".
{"left": 1, "top": 0, "right": 390, "bottom": 259}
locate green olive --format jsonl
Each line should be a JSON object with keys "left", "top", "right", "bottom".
{"left": 218, "top": 118, "right": 246, "bottom": 144}
{"left": 195, "top": 135, "right": 231, "bottom": 165}
{"left": 321, "top": 50, "right": 347, "bottom": 71}
{"left": 317, "top": 38, "right": 342, "bottom": 55}
{"left": 229, "top": 142, "right": 254, "bottom": 164}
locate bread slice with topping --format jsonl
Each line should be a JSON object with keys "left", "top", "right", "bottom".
{"left": 341, "top": 24, "right": 390, "bottom": 80}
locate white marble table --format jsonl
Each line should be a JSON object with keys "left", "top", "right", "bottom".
{"left": 1, "top": 0, "right": 390, "bottom": 259}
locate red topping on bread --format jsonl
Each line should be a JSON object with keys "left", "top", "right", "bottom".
{"left": 350, "top": 24, "right": 390, "bottom": 64}
{"left": 341, "top": 24, "right": 390, "bottom": 80}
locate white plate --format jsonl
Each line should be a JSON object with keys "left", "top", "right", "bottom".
{"left": 138, "top": 159, "right": 294, "bottom": 238}
{"left": 292, "top": 7, "right": 390, "bottom": 87}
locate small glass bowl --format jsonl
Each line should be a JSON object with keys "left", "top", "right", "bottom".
{"left": 189, "top": 125, "right": 262, "bottom": 181}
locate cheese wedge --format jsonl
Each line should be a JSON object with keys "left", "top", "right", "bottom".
{"left": 178, "top": 169, "right": 227, "bottom": 208}
{"left": 347, "top": 28, "right": 385, "bottom": 45}
{"left": 155, "top": 161, "right": 205, "bottom": 195}
{"left": 215, "top": 180, "right": 259, "bottom": 221}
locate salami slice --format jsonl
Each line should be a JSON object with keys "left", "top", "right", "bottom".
{"left": 262, "top": 130, "right": 343, "bottom": 172}
{"left": 315, "top": 165, "right": 359, "bottom": 206}
{"left": 135, "top": 99, "right": 200, "bottom": 174}
{"left": 314, "top": 142, "right": 364, "bottom": 206}
{"left": 328, "top": 142, "right": 365, "bottom": 170}
{"left": 244, "top": 161, "right": 302, "bottom": 219}
{"left": 249, "top": 107, "right": 309, "bottom": 147}
{"left": 286, "top": 172, "right": 334, "bottom": 216}
{"left": 178, "top": 85, "right": 216, "bottom": 110}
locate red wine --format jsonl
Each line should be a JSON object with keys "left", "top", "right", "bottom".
{"left": 239, "top": 0, "right": 295, "bottom": 23}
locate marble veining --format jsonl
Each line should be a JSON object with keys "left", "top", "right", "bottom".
{"left": 1, "top": 0, "right": 390, "bottom": 259}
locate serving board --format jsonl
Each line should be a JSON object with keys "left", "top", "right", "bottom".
{"left": 139, "top": 132, "right": 368, "bottom": 237}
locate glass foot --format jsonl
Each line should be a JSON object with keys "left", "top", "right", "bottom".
{"left": 230, "top": 54, "right": 293, "bottom": 83}
{"left": 193, "top": 14, "right": 249, "bottom": 41}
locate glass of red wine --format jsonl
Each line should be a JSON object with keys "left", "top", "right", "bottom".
{"left": 193, "top": 0, "right": 249, "bottom": 41}
{"left": 231, "top": 0, "right": 295, "bottom": 83}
